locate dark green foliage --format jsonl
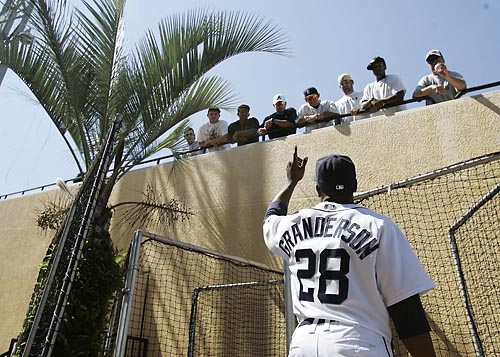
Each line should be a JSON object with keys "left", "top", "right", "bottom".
{"left": 52, "top": 229, "right": 124, "bottom": 357}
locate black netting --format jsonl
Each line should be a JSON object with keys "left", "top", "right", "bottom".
{"left": 188, "top": 280, "right": 286, "bottom": 357}
{"left": 356, "top": 153, "right": 500, "bottom": 357}
{"left": 112, "top": 152, "right": 500, "bottom": 357}
{"left": 124, "top": 237, "right": 285, "bottom": 356}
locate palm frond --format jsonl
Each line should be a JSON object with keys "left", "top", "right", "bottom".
{"left": 75, "top": 0, "right": 127, "bottom": 133}
{"left": 129, "top": 8, "right": 289, "bottom": 123}
{"left": 119, "top": 75, "right": 238, "bottom": 167}
{"left": 2, "top": 2, "right": 291, "bottom": 176}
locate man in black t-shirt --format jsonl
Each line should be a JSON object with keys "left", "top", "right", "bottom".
{"left": 258, "top": 94, "right": 297, "bottom": 140}
{"left": 228, "top": 104, "right": 260, "bottom": 146}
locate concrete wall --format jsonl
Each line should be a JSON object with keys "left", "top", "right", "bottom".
{"left": 0, "top": 90, "right": 499, "bottom": 350}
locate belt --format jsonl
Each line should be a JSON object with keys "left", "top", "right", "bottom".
{"left": 299, "top": 318, "right": 326, "bottom": 327}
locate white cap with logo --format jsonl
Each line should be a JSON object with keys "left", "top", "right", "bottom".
{"left": 273, "top": 94, "right": 286, "bottom": 104}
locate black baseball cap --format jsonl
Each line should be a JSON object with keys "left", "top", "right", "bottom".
{"left": 366, "top": 56, "right": 386, "bottom": 70}
{"left": 304, "top": 87, "right": 319, "bottom": 97}
{"left": 315, "top": 154, "right": 357, "bottom": 195}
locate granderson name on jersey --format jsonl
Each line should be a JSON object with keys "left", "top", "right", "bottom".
{"left": 278, "top": 216, "right": 379, "bottom": 260}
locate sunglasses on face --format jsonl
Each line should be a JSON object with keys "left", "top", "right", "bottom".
{"left": 275, "top": 101, "right": 286, "bottom": 106}
{"left": 305, "top": 94, "right": 319, "bottom": 101}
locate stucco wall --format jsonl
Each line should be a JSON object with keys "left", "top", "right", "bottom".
{"left": 108, "top": 90, "right": 500, "bottom": 265}
{"left": 0, "top": 90, "right": 499, "bottom": 350}
{"left": 0, "top": 190, "right": 61, "bottom": 350}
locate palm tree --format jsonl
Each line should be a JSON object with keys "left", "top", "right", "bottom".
{"left": 1, "top": 0, "right": 289, "bottom": 354}
{"left": 0, "top": 0, "right": 289, "bottom": 202}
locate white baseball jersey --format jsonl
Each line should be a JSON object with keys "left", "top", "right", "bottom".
{"left": 297, "top": 100, "right": 339, "bottom": 133}
{"left": 263, "top": 201, "right": 434, "bottom": 341}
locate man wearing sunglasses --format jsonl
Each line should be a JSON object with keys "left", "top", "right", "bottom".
{"left": 412, "top": 49, "right": 466, "bottom": 105}
{"left": 182, "top": 127, "right": 203, "bottom": 158}
{"left": 258, "top": 94, "right": 297, "bottom": 140}
{"left": 296, "top": 87, "right": 340, "bottom": 133}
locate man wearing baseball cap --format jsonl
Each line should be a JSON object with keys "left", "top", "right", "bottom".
{"left": 361, "top": 56, "right": 407, "bottom": 117}
{"left": 412, "top": 49, "right": 466, "bottom": 105}
{"left": 296, "top": 87, "right": 340, "bottom": 133}
{"left": 263, "top": 147, "right": 436, "bottom": 356}
{"left": 258, "top": 94, "right": 297, "bottom": 140}
{"left": 334, "top": 73, "right": 367, "bottom": 122}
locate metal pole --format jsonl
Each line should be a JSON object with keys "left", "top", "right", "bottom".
{"left": 114, "top": 231, "right": 143, "bottom": 357}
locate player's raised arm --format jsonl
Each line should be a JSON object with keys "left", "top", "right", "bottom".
{"left": 264, "top": 147, "right": 308, "bottom": 220}
{"left": 272, "top": 146, "right": 308, "bottom": 204}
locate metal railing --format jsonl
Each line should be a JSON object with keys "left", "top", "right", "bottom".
{"left": 1, "top": 81, "right": 499, "bottom": 201}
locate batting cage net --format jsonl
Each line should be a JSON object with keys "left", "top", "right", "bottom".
{"left": 106, "top": 232, "right": 286, "bottom": 357}
{"left": 355, "top": 151, "right": 500, "bottom": 357}
{"left": 107, "top": 151, "right": 500, "bottom": 357}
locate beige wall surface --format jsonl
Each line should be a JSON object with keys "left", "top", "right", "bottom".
{"left": 0, "top": 89, "right": 499, "bottom": 350}
{"left": 0, "top": 190, "right": 61, "bottom": 350}
{"left": 109, "top": 90, "right": 500, "bottom": 265}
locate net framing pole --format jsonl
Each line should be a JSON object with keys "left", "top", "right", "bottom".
{"left": 113, "top": 230, "right": 143, "bottom": 357}
{"left": 447, "top": 181, "right": 500, "bottom": 357}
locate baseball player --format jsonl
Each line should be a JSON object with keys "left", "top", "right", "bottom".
{"left": 263, "top": 147, "right": 436, "bottom": 356}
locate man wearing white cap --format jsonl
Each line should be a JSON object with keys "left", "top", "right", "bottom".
{"left": 412, "top": 49, "right": 466, "bottom": 105}
{"left": 334, "top": 74, "right": 367, "bottom": 123}
{"left": 258, "top": 94, "right": 297, "bottom": 140}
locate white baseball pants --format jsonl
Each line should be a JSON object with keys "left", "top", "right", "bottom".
{"left": 288, "top": 319, "right": 393, "bottom": 357}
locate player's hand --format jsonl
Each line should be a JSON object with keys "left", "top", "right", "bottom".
{"left": 287, "top": 146, "right": 308, "bottom": 183}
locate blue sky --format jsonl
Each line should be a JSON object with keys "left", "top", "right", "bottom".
{"left": 1, "top": 0, "right": 499, "bottom": 195}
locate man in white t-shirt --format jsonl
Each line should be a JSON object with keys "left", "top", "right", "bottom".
{"left": 361, "top": 56, "right": 406, "bottom": 117}
{"left": 334, "top": 73, "right": 367, "bottom": 123}
{"left": 296, "top": 87, "right": 340, "bottom": 133}
{"left": 263, "top": 147, "right": 436, "bottom": 356}
{"left": 197, "top": 107, "right": 231, "bottom": 152}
